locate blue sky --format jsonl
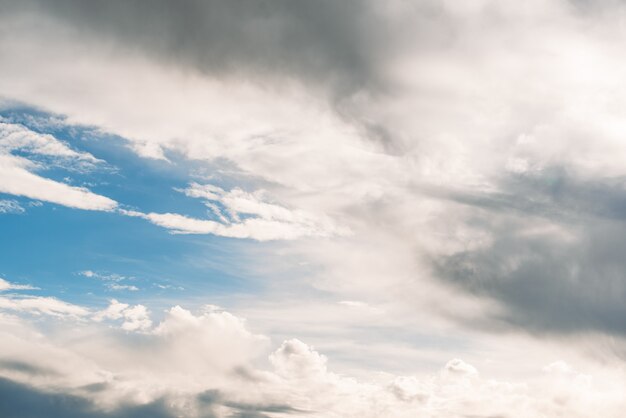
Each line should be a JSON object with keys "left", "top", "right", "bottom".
{"left": 0, "top": 106, "right": 275, "bottom": 313}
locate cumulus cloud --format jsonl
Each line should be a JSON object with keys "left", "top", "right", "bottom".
{"left": 0, "top": 306, "right": 624, "bottom": 418}
{"left": 93, "top": 300, "right": 151, "bottom": 331}
{"left": 0, "top": 283, "right": 623, "bottom": 418}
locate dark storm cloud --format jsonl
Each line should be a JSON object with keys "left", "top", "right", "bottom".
{"left": 1, "top": 0, "right": 403, "bottom": 96}
{"left": 433, "top": 169, "right": 626, "bottom": 335}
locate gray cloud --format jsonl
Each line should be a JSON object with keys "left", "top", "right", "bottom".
{"left": 196, "top": 389, "right": 302, "bottom": 417}
{"left": 434, "top": 169, "right": 626, "bottom": 335}
{"left": 0, "top": 377, "right": 178, "bottom": 418}
{"left": 447, "top": 168, "right": 626, "bottom": 223}
{"left": 0, "top": 360, "right": 59, "bottom": 377}
{"left": 0, "top": 377, "right": 302, "bottom": 418}
{"left": 1, "top": 0, "right": 399, "bottom": 97}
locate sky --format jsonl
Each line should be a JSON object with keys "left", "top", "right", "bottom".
{"left": 1, "top": 0, "right": 626, "bottom": 417}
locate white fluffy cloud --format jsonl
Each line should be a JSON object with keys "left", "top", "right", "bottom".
{"left": 0, "top": 301, "right": 625, "bottom": 418}
{"left": 0, "top": 277, "right": 623, "bottom": 418}
{"left": 93, "top": 300, "right": 151, "bottom": 331}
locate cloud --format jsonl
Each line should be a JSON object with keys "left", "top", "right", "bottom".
{"left": 1, "top": 306, "right": 625, "bottom": 418}
{"left": 79, "top": 271, "right": 139, "bottom": 292}
{"left": 0, "top": 377, "right": 179, "bottom": 418}
{"left": 3, "top": 0, "right": 391, "bottom": 97}
{"left": 120, "top": 206, "right": 341, "bottom": 241}
{"left": 0, "top": 283, "right": 144, "bottom": 326}
{"left": 0, "top": 121, "right": 99, "bottom": 163}
{"left": 0, "top": 278, "right": 87, "bottom": 318}
{"left": 0, "top": 295, "right": 89, "bottom": 318}
{"left": 0, "top": 199, "right": 24, "bottom": 214}
{"left": 93, "top": 300, "right": 151, "bottom": 331}
{"left": 0, "top": 278, "right": 37, "bottom": 291}
{"left": 106, "top": 284, "right": 139, "bottom": 292}
{"left": 0, "top": 275, "right": 623, "bottom": 417}
{"left": 79, "top": 271, "right": 129, "bottom": 282}
{"left": 0, "top": 121, "right": 116, "bottom": 211}
{"left": 426, "top": 168, "right": 626, "bottom": 335}
{"left": 182, "top": 183, "right": 327, "bottom": 225}
{"left": 0, "top": 154, "right": 117, "bottom": 210}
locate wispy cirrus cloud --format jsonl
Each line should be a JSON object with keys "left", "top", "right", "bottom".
{"left": 0, "top": 199, "right": 24, "bottom": 214}
{"left": 0, "top": 155, "right": 117, "bottom": 211}
{"left": 0, "top": 121, "right": 117, "bottom": 211}
{"left": 0, "top": 277, "right": 38, "bottom": 292}
{"left": 119, "top": 182, "right": 347, "bottom": 241}
{"left": 79, "top": 271, "right": 140, "bottom": 293}
{"left": 0, "top": 121, "right": 100, "bottom": 164}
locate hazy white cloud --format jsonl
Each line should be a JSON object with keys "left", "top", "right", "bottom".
{"left": 0, "top": 278, "right": 37, "bottom": 291}
{"left": 0, "top": 295, "right": 89, "bottom": 318}
{"left": 120, "top": 207, "right": 341, "bottom": 241}
{"left": 0, "top": 278, "right": 87, "bottom": 318}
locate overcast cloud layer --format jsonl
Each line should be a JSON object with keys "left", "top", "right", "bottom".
{"left": 2, "top": 0, "right": 626, "bottom": 417}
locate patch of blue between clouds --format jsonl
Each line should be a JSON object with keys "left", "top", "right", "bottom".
{"left": 0, "top": 105, "right": 273, "bottom": 314}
